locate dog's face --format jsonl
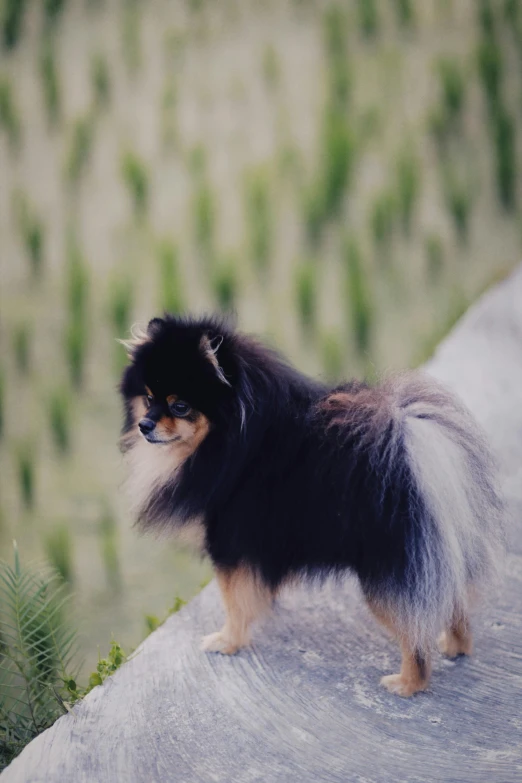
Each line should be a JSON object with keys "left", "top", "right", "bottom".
{"left": 130, "top": 390, "right": 210, "bottom": 448}
{"left": 120, "top": 317, "right": 234, "bottom": 459}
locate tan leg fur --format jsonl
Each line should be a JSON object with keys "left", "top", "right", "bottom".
{"left": 201, "top": 567, "right": 273, "bottom": 655}
{"left": 368, "top": 600, "right": 432, "bottom": 697}
{"left": 438, "top": 611, "right": 473, "bottom": 658}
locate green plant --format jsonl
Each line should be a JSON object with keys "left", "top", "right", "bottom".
{"left": 24, "top": 216, "right": 44, "bottom": 277}
{"left": 144, "top": 614, "right": 161, "bottom": 635}
{"left": 504, "top": 0, "right": 519, "bottom": 24}
{"left": 245, "top": 167, "right": 272, "bottom": 274}
{"left": 66, "top": 234, "right": 89, "bottom": 323}
{"left": 262, "top": 44, "right": 280, "bottom": 89}
{"left": 0, "top": 77, "right": 21, "bottom": 148}
{"left": 99, "top": 508, "right": 120, "bottom": 590}
{"left": 48, "top": 388, "right": 71, "bottom": 454}
{"left": 121, "top": 150, "right": 148, "bottom": 216}
{"left": 83, "top": 640, "right": 126, "bottom": 691}
{"left": 1, "top": 0, "right": 27, "bottom": 49}
{"left": 444, "top": 172, "right": 472, "bottom": 243}
{"left": 477, "top": 39, "right": 503, "bottom": 113}
{"left": 415, "top": 289, "right": 470, "bottom": 365}
{"left": 64, "top": 320, "right": 87, "bottom": 389}
{"left": 64, "top": 233, "right": 89, "bottom": 387}
{"left": 323, "top": 5, "right": 347, "bottom": 63}
{"left": 424, "top": 233, "right": 444, "bottom": 282}
{"left": 427, "top": 104, "right": 451, "bottom": 151}
{"left": 492, "top": 103, "right": 517, "bottom": 211}
{"left": 91, "top": 52, "right": 110, "bottom": 109}
{"left": 478, "top": 0, "right": 496, "bottom": 38}
{"left": 144, "top": 595, "right": 186, "bottom": 636}
{"left": 212, "top": 255, "right": 238, "bottom": 312}
{"left": 277, "top": 143, "right": 302, "bottom": 184}
{"left": 0, "top": 368, "right": 4, "bottom": 441}
{"left": 394, "top": 0, "right": 415, "bottom": 27}
{"left": 164, "top": 27, "right": 186, "bottom": 66}
{"left": 193, "top": 180, "right": 215, "bottom": 254}
{"left": 16, "top": 442, "right": 35, "bottom": 509}
{"left": 122, "top": 0, "right": 141, "bottom": 74}
{"left": 40, "top": 38, "right": 61, "bottom": 126}
{"left": 168, "top": 596, "right": 187, "bottom": 614}
{"left": 161, "top": 78, "right": 177, "bottom": 148}
{"left": 358, "top": 0, "right": 379, "bottom": 38}
{"left": 295, "top": 260, "right": 317, "bottom": 332}
{"left": 437, "top": 57, "right": 465, "bottom": 123}
{"left": 396, "top": 147, "right": 420, "bottom": 235}
{"left": 0, "top": 543, "right": 78, "bottom": 770}
{"left": 323, "top": 5, "right": 351, "bottom": 109}
{"left": 321, "top": 332, "right": 344, "bottom": 381}
{"left": 65, "top": 114, "right": 94, "bottom": 184}
{"left": 188, "top": 144, "right": 206, "bottom": 178}
{"left": 302, "top": 184, "right": 324, "bottom": 246}
{"left": 108, "top": 276, "right": 133, "bottom": 336}
{"left": 323, "top": 109, "right": 355, "bottom": 218}
{"left": 328, "top": 60, "right": 351, "bottom": 114}
{"left": 370, "top": 190, "right": 395, "bottom": 248}
{"left": 343, "top": 236, "right": 373, "bottom": 356}
{"left": 44, "top": 526, "right": 73, "bottom": 582}
{"left": 158, "top": 239, "right": 183, "bottom": 314}
{"left": 13, "top": 191, "right": 45, "bottom": 277}
{"left": 12, "top": 322, "right": 31, "bottom": 374}
{"left": 108, "top": 275, "right": 134, "bottom": 370}
{"left": 306, "top": 108, "right": 355, "bottom": 240}
{"left": 43, "top": 0, "right": 66, "bottom": 25}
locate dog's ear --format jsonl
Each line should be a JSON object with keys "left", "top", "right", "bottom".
{"left": 118, "top": 318, "right": 164, "bottom": 359}
{"left": 200, "top": 333, "right": 231, "bottom": 387}
{"left": 118, "top": 323, "right": 150, "bottom": 359}
{"left": 147, "top": 318, "right": 164, "bottom": 338}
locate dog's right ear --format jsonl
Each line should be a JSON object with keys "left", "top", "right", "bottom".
{"left": 199, "top": 333, "right": 231, "bottom": 387}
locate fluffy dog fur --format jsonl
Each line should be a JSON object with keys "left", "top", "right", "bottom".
{"left": 119, "top": 315, "right": 505, "bottom": 697}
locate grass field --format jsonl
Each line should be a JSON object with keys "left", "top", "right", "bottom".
{"left": 0, "top": 0, "right": 521, "bottom": 672}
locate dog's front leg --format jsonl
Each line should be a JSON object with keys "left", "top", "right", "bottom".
{"left": 201, "top": 566, "right": 273, "bottom": 655}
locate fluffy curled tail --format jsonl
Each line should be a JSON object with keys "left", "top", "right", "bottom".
{"left": 327, "top": 371, "right": 505, "bottom": 650}
{"left": 381, "top": 372, "right": 505, "bottom": 648}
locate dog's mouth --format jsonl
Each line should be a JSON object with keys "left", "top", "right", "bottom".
{"left": 142, "top": 433, "right": 182, "bottom": 445}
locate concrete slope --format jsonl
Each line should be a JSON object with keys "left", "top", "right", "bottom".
{"left": 3, "top": 266, "right": 522, "bottom": 783}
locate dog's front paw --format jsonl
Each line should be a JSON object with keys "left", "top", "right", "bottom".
{"left": 201, "top": 631, "right": 240, "bottom": 655}
{"left": 380, "top": 673, "right": 425, "bottom": 698}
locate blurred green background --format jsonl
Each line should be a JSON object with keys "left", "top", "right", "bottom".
{"left": 0, "top": 0, "right": 520, "bottom": 673}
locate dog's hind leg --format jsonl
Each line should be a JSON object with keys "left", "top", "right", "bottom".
{"left": 201, "top": 566, "right": 273, "bottom": 655}
{"left": 367, "top": 599, "right": 432, "bottom": 697}
{"left": 438, "top": 610, "right": 473, "bottom": 658}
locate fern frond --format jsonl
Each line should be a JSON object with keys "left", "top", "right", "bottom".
{"left": 0, "top": 543, "right": 79, "bottom": 770}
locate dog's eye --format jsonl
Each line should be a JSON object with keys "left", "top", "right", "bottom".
{"left": 144, "top": 394, "right": 153, "bottom": 408}
{"left": 170, "top": 400, "right": 191, "bottom": 418}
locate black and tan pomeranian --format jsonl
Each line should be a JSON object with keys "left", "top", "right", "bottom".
{"left": 119, "top": 315, "right": 504, "bottom": 696}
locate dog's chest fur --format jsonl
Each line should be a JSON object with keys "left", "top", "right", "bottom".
{"left": 123, "top": 435, "right": 206, "bottom": 551}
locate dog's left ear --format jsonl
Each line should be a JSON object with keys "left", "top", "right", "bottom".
{"left": 147, "top": 317, "right": 164, "bottom": 337}
{"left": 200, "top": 333, "right": 231, "bottom": 387}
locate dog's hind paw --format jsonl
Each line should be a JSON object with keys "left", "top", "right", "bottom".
{"left": 201, "top": 631, "right": 240, "bottom": 655}
{"left": 380, "top": 673, "right": 425, "bottom": 698}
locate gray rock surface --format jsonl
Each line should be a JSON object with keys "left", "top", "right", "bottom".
{"left": 3, "top": 268, "right": 522, "bottom": 783}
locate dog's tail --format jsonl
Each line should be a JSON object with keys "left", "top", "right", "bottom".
{"left": 382, "top": 373, "right": 505, "bottom": 648}
{"left": 327, "top": 372, "right": 505, "bottom": 649}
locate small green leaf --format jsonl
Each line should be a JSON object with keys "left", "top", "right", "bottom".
{"left": 89, "top": 672, "right": 102, "bottom": 688}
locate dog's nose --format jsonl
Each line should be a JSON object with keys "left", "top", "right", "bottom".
{"left": 139, "top": 418, "right": 156, "bottom": 435}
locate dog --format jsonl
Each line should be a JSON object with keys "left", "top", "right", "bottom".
{"left": 119, "top": 314, "right": 504, "bottom": 696}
